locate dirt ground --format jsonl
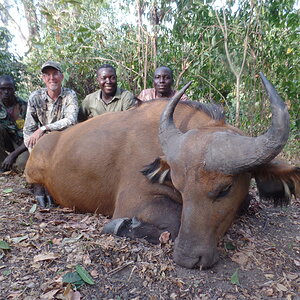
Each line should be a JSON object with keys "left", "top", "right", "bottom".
{"left": 0, "top": 172, "right": 299, "bottom": 300}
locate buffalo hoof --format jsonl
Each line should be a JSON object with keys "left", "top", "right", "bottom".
{"left": 102, "top": 218, "right": 131, "bottom": 235}
{"left": 35, "top": 195, "right": 56, "bottom": 208}
{"left": 102, "top": 217, "right": 160, "bottom": 244}
{"left": 35, "top": 195, "right": 47, "bottom": 208}
{"left": 46, "top": 195, "right": 57, "bottom": 208}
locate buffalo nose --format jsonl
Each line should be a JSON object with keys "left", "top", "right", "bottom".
{"left": 173, "top": 239, "right": 219, "bottom": 269}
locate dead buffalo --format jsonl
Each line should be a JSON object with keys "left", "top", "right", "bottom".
{"left": 25, "top": 73, "right": 300, "bottom": 269}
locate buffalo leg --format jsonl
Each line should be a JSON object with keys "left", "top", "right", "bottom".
{"left": 33, "top": 184, "right": 56, "bottom": 208}
{"left": 102, "top": 217, "right": 161, "bottom": 244}
{"left": 111, "top": 194, "right": 182, "bottom": 243}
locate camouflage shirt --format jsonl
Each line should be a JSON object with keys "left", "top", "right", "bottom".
{"left": 0, "top": 96, "right": 27, "bottom": 145}
{"left": 23, "top": 88, "right": 78, "bottom": 148}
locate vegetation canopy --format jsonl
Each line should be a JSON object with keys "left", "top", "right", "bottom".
{"left": 0, "top": 0, "right": 299, "bottom": 156}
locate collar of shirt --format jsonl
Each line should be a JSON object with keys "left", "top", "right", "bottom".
{"left": 42, "top": 87, "right": 65, "bottom": 104}
{"left": 99, "top": 87, "right": 123, "bottom": 105}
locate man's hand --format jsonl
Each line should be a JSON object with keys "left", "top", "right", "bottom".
{"left": 1, "top": 153, "right": 16, "bottom": 171}
{"left": 28, "top": 128, "right": 45, "bottom": 148}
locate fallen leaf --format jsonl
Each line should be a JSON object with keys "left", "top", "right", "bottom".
{"left": 11, "top": 235, "right": 28, "bottom": 244}
{"left": 90, "top": 269, "right": 99, "bottom": 278}
{"left": 0, "top": 240, "right": 10, "bottom": 250}
{"left": 3, "top": 188, "right": 13, "bottom": 194}
{"left": 294, "top": 259, "right": 300, "bottom": 267}
{"left": 29, "top": 204, "right": 37, "bottom": 213}
{"left": 40, "top": 289, "right": 60, "bottom": 299}
{"left": 276, "top": 283, "right": 288, "bottom": 292}
{"left": 76, "top": 265, "right": 95, "bottom": 285}
{"left": 225, "top": 241, "right": 235, "bottom": 250}
{"left": 62, "top": 234, "right": 83, "bottom": 244}
{"left": 230, "top": 269, "right": 240, "bottom": 285}
{"left": 231, "top": 252, "right": 249, "bottom": 266}
{"left": 159, "top": 231, "right": 170, "bottom": 244}
{"left": 82, "top": 253, "right": 91, "bottom": 265}
{"left": 286, "top": 273, "right": 298, "bottom": 280}
{"left": 263, "top": 288, "right": 274, "bottom": 296}
{"left": 65, "top": 289, "right": 82, "bottom": 300}
{"left": 33, "top": 253, "right": 60, "bottom": 262}
{"left": 63, "top": 272, "right": 83, "bottom": 284}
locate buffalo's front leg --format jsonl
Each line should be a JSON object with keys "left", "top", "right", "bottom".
{"left": 104, "top": 195, "right": 182, "bottom": 243}
{"left": 102, "top": 217, "right": 161, "bottom": 244}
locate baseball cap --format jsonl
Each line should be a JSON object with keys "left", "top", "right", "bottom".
{"left": 41, "top": 61, "right": 63, "bottom": 73}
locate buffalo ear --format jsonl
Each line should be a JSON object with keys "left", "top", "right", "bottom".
{"left": 253, "top": 160, "right": 300, "bottom": 207}
{"left": 141, "top": 156, "right": 171, "bottom": 184}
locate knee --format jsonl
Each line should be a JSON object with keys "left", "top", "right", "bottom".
{"left": 15, "top": 151, "right": 29, "bottom": 173}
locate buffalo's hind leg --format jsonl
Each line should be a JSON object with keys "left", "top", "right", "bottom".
{"left": 33, "top": 184, "right": 56, "bottom": 208}
{"left": 103, "top": 196, "right": 182, "bottom": 244}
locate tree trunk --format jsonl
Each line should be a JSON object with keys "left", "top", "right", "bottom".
{"left": 21, "top": 0, "right": 40, "bottom": 45}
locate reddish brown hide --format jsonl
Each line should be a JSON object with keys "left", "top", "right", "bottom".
{"left": 25, "top": 75, "right": 300, "bottom": 269}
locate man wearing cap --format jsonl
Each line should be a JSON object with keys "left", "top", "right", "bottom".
{"left": 138, "top": 66, "right": 189, "bottom": 101}
{"left": 0, "top": 75, "right": 28, "bottom": 172}
{"left": 78, "top": 64, "right": 135, "bottom": 121}
{"left": 23, "top": 60, "right": 79, "bottom": 207}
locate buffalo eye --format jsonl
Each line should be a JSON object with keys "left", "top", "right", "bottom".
{"left": 217, "top": 184, "right": 232, "bottom": 198}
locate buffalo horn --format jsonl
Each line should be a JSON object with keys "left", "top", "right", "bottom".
{"left": 205, "top": 72, "right": 290, "bottom": 174}
{"left": 159, "top": 82, "right": 192, "bottom": 156}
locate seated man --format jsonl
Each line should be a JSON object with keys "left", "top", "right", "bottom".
{"left": 78, "top": 64, "right": 135, "bottom": 121}
{"left": 23, "top": 61, "right": 79, "bottom": 207}
{"left": 0, "top": 75, "right": 28, "bottom": 172}
{"left": 138, "top": 66, "right": 189, "bottom": 101}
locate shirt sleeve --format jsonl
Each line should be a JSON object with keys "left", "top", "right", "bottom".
{"left": 137, "top": 89, "right": 154, "bottom": 101}
{"left": 122, "top": 91, "right": 135, "bottom": 110}
{"left": 23, "top": 93, "right": 39, "bottom": 148}
{"left": 180, "top": 93, "right": 189, "bottom": 101}
{"left": 46, "top": 90, "right": 79, "bottom": 132}
{"left": 78, "top": 96, "right": 90, "bottom": 122}
{"left": 137, "top": 90, "right": 145, "bottom": 101}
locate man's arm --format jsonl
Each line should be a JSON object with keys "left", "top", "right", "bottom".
{"left": 23, "top": 93, "right": 40, "bottom": 149}
{"left": 122, "top": 91, "right": 136, "bottom": 110}
{"left": 78, "top": 97, "right": 90, "bottom": 122}
{"left": 45, "top": 89, "right": 79, "bottom": 131}
{"left": 1, "top": 142, "right": 27, "bottom": 171}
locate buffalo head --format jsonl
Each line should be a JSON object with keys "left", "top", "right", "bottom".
{"left": 159, "top": 73, "right": 289, "bottom": 268}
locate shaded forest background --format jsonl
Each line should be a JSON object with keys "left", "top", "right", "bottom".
{"left": 0, "top": 0, "right": 299, "bottom": 157}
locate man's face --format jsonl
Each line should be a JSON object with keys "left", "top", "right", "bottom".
{"left": 42, "top": 67, "right": 64, "bottom": 92}
{"left": 0, "top": 79, "right": 15, "bottom": 104}
{"left": 153, "top": 67, "right": 173, "bottom": 96}
{"left": 97, "top": 68, "right": 117, "bottom": 97}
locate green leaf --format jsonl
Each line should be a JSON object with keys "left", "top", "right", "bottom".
{"left": 2, "top": 270, "right": 11, "bottom": 276}
{"left": 63, "top": 271, "right": 82, "bottom": 284}
{"left": 231, "top": 269, "right": 240, "bottom": 285}
{"left": 3, "top": 188, "right": 13, "bottom": 194}
{"left": 225, "top": 241, "right": 235, "bottom": 250}
{"left": 76, "top": 265, "right": 95, "bottom": 285}
{"left": 0, "top": 240, "right": 10, "bottom": 250}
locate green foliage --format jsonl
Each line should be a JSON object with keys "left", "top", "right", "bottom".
{"left": 63, "top": 265, "right": 95, "bottom": 289}
{"left": 1, "top": 0, "right": 299, "bottom": 139}
{"left": 75, "top": 265, "right": 95, "bottom": 285}
{"left": 230, "top": 268, "right": 240, "bottom": 285}
{"left": 0, "top": 240, "right": 10, "bottom": 250}
{"left": 0, "top": 27, "right": 28, "bottom": 97}
{"left": 63, "top": 271, "right": 85, "bottom": 288}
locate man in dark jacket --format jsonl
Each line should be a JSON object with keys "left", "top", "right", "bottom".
{"left": 0, "top": 75, "right": 28, "bottom": 172}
